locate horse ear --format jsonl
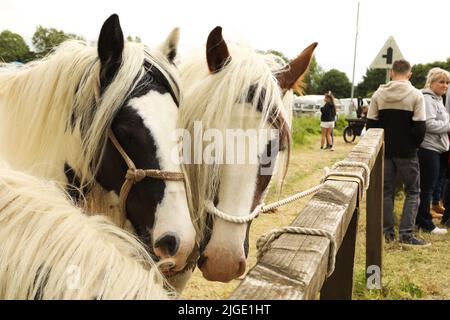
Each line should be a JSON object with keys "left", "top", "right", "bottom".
{"left": 98, "top": 14, "right": 124, "bottom": 88}
{"left": 276, "top": 42, "right": 318, "bottom": 90}
{"left": 206, "top": 26, "right": 231, "bottom": 73}
{"left": 160, "top": 27, "right": 180, "bottom": 62}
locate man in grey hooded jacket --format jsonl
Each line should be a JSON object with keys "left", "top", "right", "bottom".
{"left": 366, "top": 59, "right": 427, "bottom": 246}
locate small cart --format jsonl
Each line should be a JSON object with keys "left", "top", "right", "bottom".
{"left": 343, "top": 118, "right": 367, "bottom": 143}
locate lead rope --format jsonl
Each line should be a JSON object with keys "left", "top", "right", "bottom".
{"left": 206, "top": 161, "right": 370, "bottom": 277}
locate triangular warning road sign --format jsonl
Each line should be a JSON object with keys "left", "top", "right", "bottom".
{"left": 370, "top": 36, "right": 405, "bottom": 69}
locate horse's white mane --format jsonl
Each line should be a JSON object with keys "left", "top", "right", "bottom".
{"left": 0, "top": 161, "right": 174, "bottom": 299}
{"left": 178, "top": 43, "right": 294, "bottom": 237}
{"left": 0, "top": 39, "right": 179, "bottom": 189}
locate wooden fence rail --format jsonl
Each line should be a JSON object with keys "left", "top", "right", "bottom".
{"left": 229, "top": 129, "right": 384, "bottom": 300}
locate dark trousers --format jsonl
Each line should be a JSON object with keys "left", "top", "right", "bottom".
{"left": 383, "top": 155, "right": 420, "bottom": 236}
{"left": 417, "top": 148, "right": 441, "bottom": 231}
{"left": 442, "top": 154, "right": 450, "bottom": 222}
{"left": 442, "top": 180, "right": 450, "bottom": 222}
{"left": 432, "top": 151, "right": 448, "bottom": 203}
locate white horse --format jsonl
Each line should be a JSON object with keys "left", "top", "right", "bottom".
{"left": 0, "top": 14, "right": 196, "bottom": 274}
{"left": 0, "top": 161, "right": 173, "bottom": 299}
{"left": 178, "top": 27, "right": 317, "bottom": 282}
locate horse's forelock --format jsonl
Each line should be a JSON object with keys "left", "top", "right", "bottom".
{"left": 179, "top": 43, "right": 292, "bottom": 236}
{"left": 77, "top": 42, "right": 180, "bottom": 188}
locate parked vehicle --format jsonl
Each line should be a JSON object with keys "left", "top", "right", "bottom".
{"left": 293, "top": 95, "right": 342, "bottom": 117}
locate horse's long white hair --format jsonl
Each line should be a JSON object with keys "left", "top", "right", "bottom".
{"left": 178, "top": 43, "right": 293, "bottom": 237}
{"left": 0, "top": 161, "right": 174, "bottom": 299}
{"left": 0, "top": 40, "right": 178, "bottom": 188}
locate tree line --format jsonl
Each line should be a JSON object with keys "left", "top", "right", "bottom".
{"left": 259, "top": 50, "right": 450, "bottom": 98}
{"left": 1, "top": 26, "right": 449, "bottom": 98}
{"left": 0, "top": 26, "right": 141, "bottom": 63}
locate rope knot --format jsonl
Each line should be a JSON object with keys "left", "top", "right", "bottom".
{"left": 126, "top": 168, "right": 147, "bottom": 183}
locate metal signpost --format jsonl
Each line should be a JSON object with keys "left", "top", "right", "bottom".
{"left": 349, "top": 1, "right": 360, "bottom": 116}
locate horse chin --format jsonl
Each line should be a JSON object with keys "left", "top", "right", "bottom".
{"left": 199, "top": 259, "right": 246, "bottom": 283}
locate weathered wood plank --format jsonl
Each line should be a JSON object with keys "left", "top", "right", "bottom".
{"left": 320, "top": 208, "right": 359, "bottom": 300}
{"left": 366, "top": 139, "right": 384, "bottom": 287}
{"left": 229, "top": 129, "right": 384, "bottom": 300}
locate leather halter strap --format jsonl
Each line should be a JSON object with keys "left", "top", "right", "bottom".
{"left": 107, "top": 129, "right": 185, "bottom": 217}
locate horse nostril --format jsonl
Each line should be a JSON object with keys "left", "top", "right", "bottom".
{"left": 154, "top": 232, "right": 180, "bottom": 257}
{"left": 197, "top": 254, "right": 207, "bottom": 269}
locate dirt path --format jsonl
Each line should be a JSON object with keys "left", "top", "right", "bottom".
{"left": 181, "top": 135, "right": 355, "bottom": 299}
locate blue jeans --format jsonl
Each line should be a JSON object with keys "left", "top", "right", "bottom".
{"left": 417, "top": 148, "right": 441, "bottom": 231}
{"left": 383, "top": 155, "right": 420, "bottom": 237}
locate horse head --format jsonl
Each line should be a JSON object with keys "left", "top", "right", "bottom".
{"left": 179, "top": 26, "right": 317, "bottom": 282}
{"left": 75, "top": 15, "right": 196, "bottom": 274}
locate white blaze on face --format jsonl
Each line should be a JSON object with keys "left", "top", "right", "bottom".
{"left": 205, "top": 161, "right": 259, "bottom": 249}
{"left": 128, "top": 91, "right": 196, "bottom": 270}
{"left": 200, "top": 107, "right": 273, "bottom": 281}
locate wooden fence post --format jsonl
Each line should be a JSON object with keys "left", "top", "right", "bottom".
{"left": 365, "top": 140, "right": 384, "bottom": 290}
{"left": 229, "top": 129, "right": 384, "bottom": 300}
{"left": 320, "top": 207, "right": 359, "bottom": 300}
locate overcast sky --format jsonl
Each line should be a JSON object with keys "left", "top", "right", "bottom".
{"left": 1, "top": 0, "right": 449, "bottom": 84}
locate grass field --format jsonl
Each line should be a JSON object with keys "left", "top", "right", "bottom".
{"left": 181, "top": 118, "right": 450, "bottom": 300}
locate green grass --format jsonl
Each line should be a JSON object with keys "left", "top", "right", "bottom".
{"left": 291, "top": 114, "right": 347, "bottom": 147}
{"left": 286, "top": 132, "right": 450, "bottom": 300}
{"left": 353, "top": 189, "right": 450, "bottom": 300}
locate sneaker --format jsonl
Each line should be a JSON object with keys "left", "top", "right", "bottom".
{"left": 399, "top": 234, "right": 431, "bottom": 247}
{"left": 384, "top": 232, "right": 396, "bottom": 243}
{"left": 430, "top": 226, "right": 448, "bottom": 235}
{"left": 329, "top": 147, "right": 335, "bottom": 151}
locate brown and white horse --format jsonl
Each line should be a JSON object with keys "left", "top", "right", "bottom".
{"left": 178, "top": 26, "right": 317, "bottom": 282}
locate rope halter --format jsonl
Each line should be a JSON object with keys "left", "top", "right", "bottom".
{"left": 204, "top": 200, "right": 263, "bottom": 224}
{"left": 108, "top": 129, "right": 185, "bottom": 217}
{"left": 204, "top": 160, "right": 371, "bottom": 277}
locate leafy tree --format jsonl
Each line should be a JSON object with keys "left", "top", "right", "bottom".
{"left": 355, "top": 68, "right": 386, "bottom": 97}
{"left": 356, "top": 58, "right": 450, "bottom": 96}
{"left": 0, "top": 30, "right": 30, "bottom": 62}
{"left": 32, "top": 26, "right": 84, "bottom": 57}
{"left": 303, "top": 55, "right": 324, "bottom": 95}
{"left": 126, "top": 35, "right": 142, "bottom": 43}
{"left": 264, "top": 49, "right": 289, "bottom": 64}
{"left": 411, "top": 59, "right": 450, "bottom": 89}
{"left": 317, "top": 69, "right": 352, "bottom": 98}
{"left": 260, "top": 50, "right": 324, "bottom": 95}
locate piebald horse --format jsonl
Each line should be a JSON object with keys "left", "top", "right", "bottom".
{"left": 0, "top": 14, "right": 196, "bottom": 274}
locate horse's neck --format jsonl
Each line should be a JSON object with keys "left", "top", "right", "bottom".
{"left": 0, "top": 126, "right": 82, "bottom": 185}
{"left": 0, "top": 84, "right": 84, "bottom": 184}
